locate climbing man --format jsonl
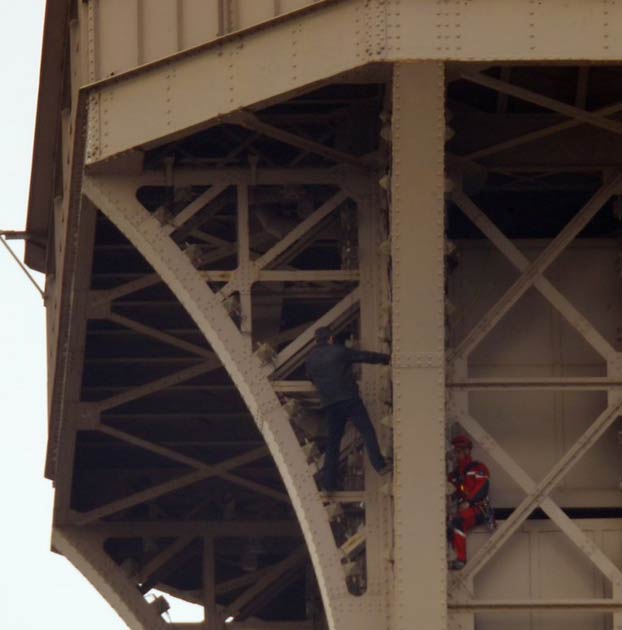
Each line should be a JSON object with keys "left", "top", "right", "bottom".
{"left": 447, "top": 434, "right": 494, "bottom": 571}
{"left": 305, "top": 326, "right": 391, "bottom": 492}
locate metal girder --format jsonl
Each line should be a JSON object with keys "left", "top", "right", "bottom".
{"left": 391, "top": 62, "right": 447, "bottom": 630}
{"left": 203, "top": 537, "right": 221, "bottom": 630}
{"left": 449, "top": 599, "right": 622, "bottom": 612}
{"left": 96, "top": 425, "right": 289, "bottom": 504}
{"left": 222, "top": 190, "right": 348, "bottom": 296}
{"left": 448, "top": 377, "right": 622, "bottom": 391}
{"left": 451, "top": 189, "right": 615, "bottom": 361}
{"left": 52, "top": 527, "right": 171, "bottom": 630}
{"left": 106, "top": 312, "right": 216, "bottom": 359}
{"left": 82, "top": 173, "right": 370, "bottom": 630}
{"left": 92, "top": 361, "right": 221, "bottom": 412}
{"left": 451, "top": 173, "right": 622, "bottom": 361}
{"left": 82, "top": 1, "right": 622, "bottom": 164}
{"left": 74, "top": 446, "right": 270, "bottom": 525}
{"left": 138, "top": 536, "right": 195, "bottom": 584}
{"left": 136, "top": 168, "right": 345, "bottom": 187}
{"left": 230, "top": 111, "right": 367, "bottom": 167}
{"left": 91, "top": 273, "right": 161, "bottom": 304}
{"left": 88, "top": 521, "right": 302, "bottom": 537}
{"left": 237, "top": 183, "right": 252, "bottom": 349}
{"left": 51, "top": 201, "right": 98, "bottom": 518}
{"left": 457, "top": 407, "right": 622, "bottom": 586}
{"left": 175, "top": 623, "right": 312, "bottom": 630}
{"left": 461, "top": 71, "right": 622, "bottom": 135}
{"left": 163, "top": 183, "right": 230, "bottom": 236}
{"left": 222, "top": 547, "right": 307, "bottom": 619}
{"left": 466, "top": 103, "right": 622, "bottom": 161}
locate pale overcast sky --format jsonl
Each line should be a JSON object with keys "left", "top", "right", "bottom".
{"left": 0, "top": 3, "right": 200, "bottom": 627}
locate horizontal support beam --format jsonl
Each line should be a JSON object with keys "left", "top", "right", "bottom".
{"left": 74, "top": 447, "right": 270, "bottom": 525}
{"left": 174, "top": 623, "right": 312, "bottom": 630}
{"left": 86, "top": 0, "right": 622, "bottom": 163}
{"left": 462, "top": 72, "right": 622, "bottom": 135}
{"left": 271, "top": 381, "right": 315, "bottom": 394}
{"left": 202, "top": 270, "right": 359, "bottom": 283}
{"left": 85, "top": 521, "right": 302, "bottom": 538}
{"left": 448, "top": 377, "right": 622, "bottom": 391}
{"left": 449, "top": 599, "right": 622, "bottom": 612}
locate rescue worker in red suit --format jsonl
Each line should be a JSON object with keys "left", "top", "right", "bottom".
{"left": 447, "top": 434, "right": 492, "bottom": 570}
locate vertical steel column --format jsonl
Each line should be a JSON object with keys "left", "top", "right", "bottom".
{"left": 357, "top": 176, "right": 392, "bottom": 627}
{"left": 203, "top": 537, "right": 222, "bottom": 630}
{"left": 237, "top": 183, "right": 252, "bottom": 350}
{"left": 391, "top": 62, "right": 447, "bottom": 630}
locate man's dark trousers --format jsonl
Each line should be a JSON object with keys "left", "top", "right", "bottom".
{"left": 323, "top": 397, "right": 386, "bottom": 491}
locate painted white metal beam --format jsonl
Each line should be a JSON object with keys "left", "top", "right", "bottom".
{"left": 391, "top": 62, "right": 447, "bottom": 630}
{"left": 84, "top": 1, "right": 622, "bottom": 163}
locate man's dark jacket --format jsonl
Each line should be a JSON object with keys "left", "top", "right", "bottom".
{"left": 305, "top": 343, "right": 389, "bottom": 407}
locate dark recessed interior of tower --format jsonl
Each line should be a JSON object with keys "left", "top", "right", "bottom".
{"left": 70, "top": 64, "right": 622, "bottom": 620}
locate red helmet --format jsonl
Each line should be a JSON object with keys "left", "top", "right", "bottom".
{"left": 451, "top": 434, "right": 473, "bottom": 450}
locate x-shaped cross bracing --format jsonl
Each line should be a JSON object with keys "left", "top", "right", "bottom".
{"left": 83, "top": 171, "right": 370, "bottom": 629}
{"left": 449, "top": 174, "right": 622, "bottom": 593}
{"left": 463, "top": 72, "right": 622, "bottom": 137}
{"left": 455, "top": 405, "right": 622, "bottom": 587}
{"left": 450, "top": 172, "right": 622, "bottom": 363}
{"left": 450, "top": 189, "right": 616, "bottom": 361}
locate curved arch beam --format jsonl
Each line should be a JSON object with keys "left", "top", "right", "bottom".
{"left": 52, "top": 526, "right": 170, "bottom": 630}
{"left": 82, "top": 173, "right": 355, "bottom": 630}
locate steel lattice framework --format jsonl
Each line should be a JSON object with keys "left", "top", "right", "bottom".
{"left": 25, "top": 1, "right": 622, "bottom": 629}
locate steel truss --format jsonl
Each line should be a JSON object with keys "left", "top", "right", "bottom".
{"left": 70, "top": 159, "right": 392, "bottom": 629}
{"left": 446, "top": 69, "right": 622, "bottom": 623}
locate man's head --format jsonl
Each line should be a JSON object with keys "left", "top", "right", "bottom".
{"left": 314, "top": 326, "right": 333, "bottom": 344}
{"left": 451, "top": 434, "right": 473, "bottom": 465}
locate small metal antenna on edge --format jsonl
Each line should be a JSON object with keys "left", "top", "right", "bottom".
{"left": 0, "top": 231, "right": 45, "bottom": 300}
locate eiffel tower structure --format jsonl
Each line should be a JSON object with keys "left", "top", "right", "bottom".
{"left": 24, "top": 2, "right": 622, "bottom": 628}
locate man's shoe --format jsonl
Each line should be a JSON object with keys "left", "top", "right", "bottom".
{"left": 449, "top": 560, "right": 465, "bottom": 571}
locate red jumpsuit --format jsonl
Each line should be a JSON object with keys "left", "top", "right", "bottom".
{"left": 448, "top": 457, "right": 490, "bottom": 563}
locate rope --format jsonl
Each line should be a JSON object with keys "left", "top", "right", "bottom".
{"left": 0, "top": 235, "right": 44, "bottom": 299}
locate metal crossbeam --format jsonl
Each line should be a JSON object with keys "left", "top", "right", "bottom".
{"left": 451, "top": 189, "right": 615, "bottom": 360}
{"left": 230, "top": 110, "right": 367, "bottom": 167}
{"left": 94, "top": 361, "right": 220, "bottom": 412}
{"left": 449, "top": 599, "right": 622, "bottom": 612}
{"left": 215, "top": 568, "right": 272, "bottom": 596}
{"left": 98, "top": 425, "right": 289, "bottom": 503}
{"left": 91, "top": 273, "right": 161, "bottom": 304}
{"left": 452, "top": 174, "right": 622, "bottom": 360}
{"left": 138, "top": 536, "right": 194, "bottom": 584}
{"left": 221, "top": 190, "right": 348, "bottom": 297}
{"left": 458, "top": 407, "right": 622, "bottom": 585}
{"left": 87, "top": 520, "right": 301, "bottom": 537}
{"left": 162, "top": 183, "right": 229, "bottom": 236}
{"left": 222, "top": 547, "right": 307, "bottom": 619}
{"left": 237, "top": 183, "right": 252, "bottom": 348}
{"left": 448, "top": 377, "right": 622, "bottom": 390}
{"left": 272, "top": 287, "right": 360, "bottom": 373}
{"left": 107, "top": 312, "right": 215, "bottom": 359}
{"left": 74, "top": 446, "right": 269, "bottom": 524}
{"left": 462, "top": 72, "right": 622, "bottom": 135}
